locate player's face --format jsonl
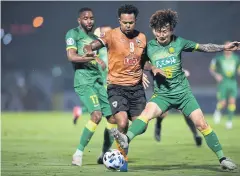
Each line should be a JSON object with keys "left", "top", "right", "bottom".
{"left": 224, "top": 41, "right": 232, "bottom": 57}
{"left": 119, "top": 13, "right": 136, "bottom": 35}
{"left": 78, "top": 11, "right": 94, "bottom": 32}
{"left": 153, "top": 25, "right": 173, "bottom": 45}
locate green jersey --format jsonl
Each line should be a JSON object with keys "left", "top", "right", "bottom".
{"left": 147, "top": 36, "right": 198, "bottom": 95}
{"left": 210, "top": 53, "right": 240, "bottom": 83}
{"left": 65, "top": 27, "right": 102, "bottom": 87}
{"left": 98, "top": 47, "right": 108, "bottom": 85}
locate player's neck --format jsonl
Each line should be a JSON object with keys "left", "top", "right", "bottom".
{"left": 79, "top": 25, "right": 91, "bottom": 34}
{"left": 120, "top": 27, "right": 134, "bottom": 38}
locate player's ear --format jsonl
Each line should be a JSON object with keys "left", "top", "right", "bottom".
{"left": 77, "top": 18, "right": 81, "bottom": 25}
{"left": 118, "top": 18, "right": 121, "bottom": 23}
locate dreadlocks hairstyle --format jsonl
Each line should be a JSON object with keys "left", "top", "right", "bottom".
{"left": 150, "top": 9, "right": 178, "bottom": 30}
{"left": 118, "top": 4, "right": 139, "bottom": 18}
{"left": 78, "top": 7, "right": 92, "bottom": 16}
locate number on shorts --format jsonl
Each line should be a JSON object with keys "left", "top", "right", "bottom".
{"left": 90, "top": 95, "right": 99, "bottom": 105}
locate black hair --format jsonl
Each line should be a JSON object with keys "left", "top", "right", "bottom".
{"left": 78, "top": 7, "right": 93, "bottom": 16}
{"left": 150, "top": 9, "right": 178, "bottom": 30}
{"left": 118, "top": 4, "right": 139, "bottom": 18}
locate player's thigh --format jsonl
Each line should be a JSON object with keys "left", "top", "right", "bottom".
{"left": 178, "top": 91, "right": 200, "bottom": 117}
{"left": 128, "top": 86, "right": 147, "bottom": 120}
{"left": 94, "top": 82, "right": 112, "bottom": 117}
{"left": 107, "top": 85, "right": 129, "bottom": 116}
{"left": 75, "top": 85, "right": 101, "bottom": 114}
{"left": 146, "top": 93, "right": 170, "bottom": 120}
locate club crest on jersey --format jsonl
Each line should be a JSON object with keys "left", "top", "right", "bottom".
{"left": 168, "top": 47, "right": 175, "bottom": 54}
{"left": 66, "top": 38, "right": 75, "bottom": 45}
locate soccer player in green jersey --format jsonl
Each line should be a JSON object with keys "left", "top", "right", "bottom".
{"left": 210, "top": 44, "right": 240, "bottom": 129}
{"left": 112, "top": 9, "right": 239, "bottom": 171}
{"left": 65, "top": 7, "right": 116, "bottom": 166}
{"left": 153, "top": 69, "right": 202, "bottom": 146}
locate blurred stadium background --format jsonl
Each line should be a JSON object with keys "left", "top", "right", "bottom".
{"left": 1, "top": 1, "right": 240, "bottom": 113}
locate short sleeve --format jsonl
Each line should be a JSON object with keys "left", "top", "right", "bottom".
{"left": 210, "top": 58, "right": 217, "bottom": 71}
{"left": 98, "top": 30, "right": 112, "bottom": 47}
{"left": 181, "top": 38, "right": 199, "bottom": 52}
{"left": 65, "top": 30, "right": 77, "bottom": 50}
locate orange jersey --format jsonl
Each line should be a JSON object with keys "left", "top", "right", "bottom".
{"left": 99, "top": 27, "right": 147, "bottom": 86}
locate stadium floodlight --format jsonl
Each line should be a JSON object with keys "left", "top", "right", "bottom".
{"left": 33, "top": 16, "right": 44, "bottom": 28}
{"left": 3, "top": 33, "right": 12, "bottom": 45}
{"left": 1, "top": 28, "right": 4, "bottom": 39}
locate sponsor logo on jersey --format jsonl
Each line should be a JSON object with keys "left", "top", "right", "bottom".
{"left": 155, "top": 56, "right": 176, "bottom": 68}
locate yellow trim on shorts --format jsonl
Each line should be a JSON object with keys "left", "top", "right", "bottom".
{"left": 106, "top": 122, "right": 117, "bottom": 129}
{"left": 85, "top": 120, "right": 97, "bottom": 132}
{"left": 66, "top": 46, "right": 77, "bottom": 51}
{"left": 138, "top": 116, "right": 148, "bottom": 124}
{"left": 200, "top": 126, "right": 213, "bottom": 136}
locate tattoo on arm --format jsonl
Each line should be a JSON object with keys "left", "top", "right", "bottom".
{"left": 90, "top": 40, "right": 104, "bottom": 51}
{"left": 197, "top": 44, "right": 225, "bottom": 52}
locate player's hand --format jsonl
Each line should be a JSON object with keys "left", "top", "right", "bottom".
{"left": 183, "top": 69, "right": 190, "bottom": 77}
{"left": 95, "top": 57, "right": 106, "bottom": 70}
{"left": 215, "top": 73, "right": 222, "bottom": 82}
{"left": 142, "top": 73, "right": 150, "bottom": 89}
{"left": 152, "top": 67, "right": 166, "bottom": 77}
{"left": 224, "top": 41, "right": 240, "bottom": 51}
{"left": 83, "top": 45, "right": 95, "bottom": 56}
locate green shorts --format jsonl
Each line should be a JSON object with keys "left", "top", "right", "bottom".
{"left": 149, "top": 89, "right": 200, "bottom": 117}
{"left": 74, "top": 81, "right": 112, "bottom": 117}
{"left": 217, "top": 82, "right": 238, "bottom": 101}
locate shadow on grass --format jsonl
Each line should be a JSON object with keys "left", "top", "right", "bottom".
{"left": 131, "top": 163, "right": 239, "bottom": 173}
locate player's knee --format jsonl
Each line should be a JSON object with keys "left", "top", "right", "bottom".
{"left": 118, "top": 119, "right": 129, "bottom": 133}
{"left": 195, "top": 119, "right": 208, "bottom": 131}
{"left": 218, "top": 100, "right": 226, "bottom": 109}
{"left": 91, "top": 111, "right": 102, "bottom": 124}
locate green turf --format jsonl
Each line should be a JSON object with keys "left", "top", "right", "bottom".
{"left": 1, "top": 112, "right": 239, "bottom": 176}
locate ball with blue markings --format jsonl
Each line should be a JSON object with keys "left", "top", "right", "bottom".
{"left": 103, "top": 149, "right": 125, "bottom": 171}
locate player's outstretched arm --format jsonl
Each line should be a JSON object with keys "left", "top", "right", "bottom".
{"left": 197, "top": 41, "right": 240, "bottom": 52}
{"left": 83, "top": 40, "right": 104, "bottom": 55}
{"left": 67, "top": 48, "right": 96, "bottom": 63}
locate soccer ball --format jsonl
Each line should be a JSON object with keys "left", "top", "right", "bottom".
{"left": 103, "top": 149, "right": 125, "bottom": 171}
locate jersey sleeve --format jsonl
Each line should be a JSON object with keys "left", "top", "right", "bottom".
{"left": 98, "top": 30, "right": 112, "bottom": 47}
{"left": 181, "top": 38, "right": 199, "bottom": 52}
{"left": 65, "top": 29, "right": 77, "bottom": 50}
{"left": 210, "top": 58, "right": 217, "bottom": 71}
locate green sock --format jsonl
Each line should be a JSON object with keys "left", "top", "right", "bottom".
{"left": 77, "top": 120, "right": 97, "bottom": 151}
{"left": 202, "top": 129, "right": 224, "bottom": 160}
{"left": 227, "top": 104, "right": 236, "bottom": 121}
{"left": 127, "top": 117, "right": 148, "bottom": 141}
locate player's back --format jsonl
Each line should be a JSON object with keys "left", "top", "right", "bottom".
{"left": 100, "top": 27, "right": 146, "bottom": 86}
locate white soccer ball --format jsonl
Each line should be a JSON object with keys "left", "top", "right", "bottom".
{"left": 103, "top": 149, "right": 125, "bottom": 171}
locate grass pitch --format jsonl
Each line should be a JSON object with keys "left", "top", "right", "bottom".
{"left": 1, "top": 112, "right": 240, "bottom": 176}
